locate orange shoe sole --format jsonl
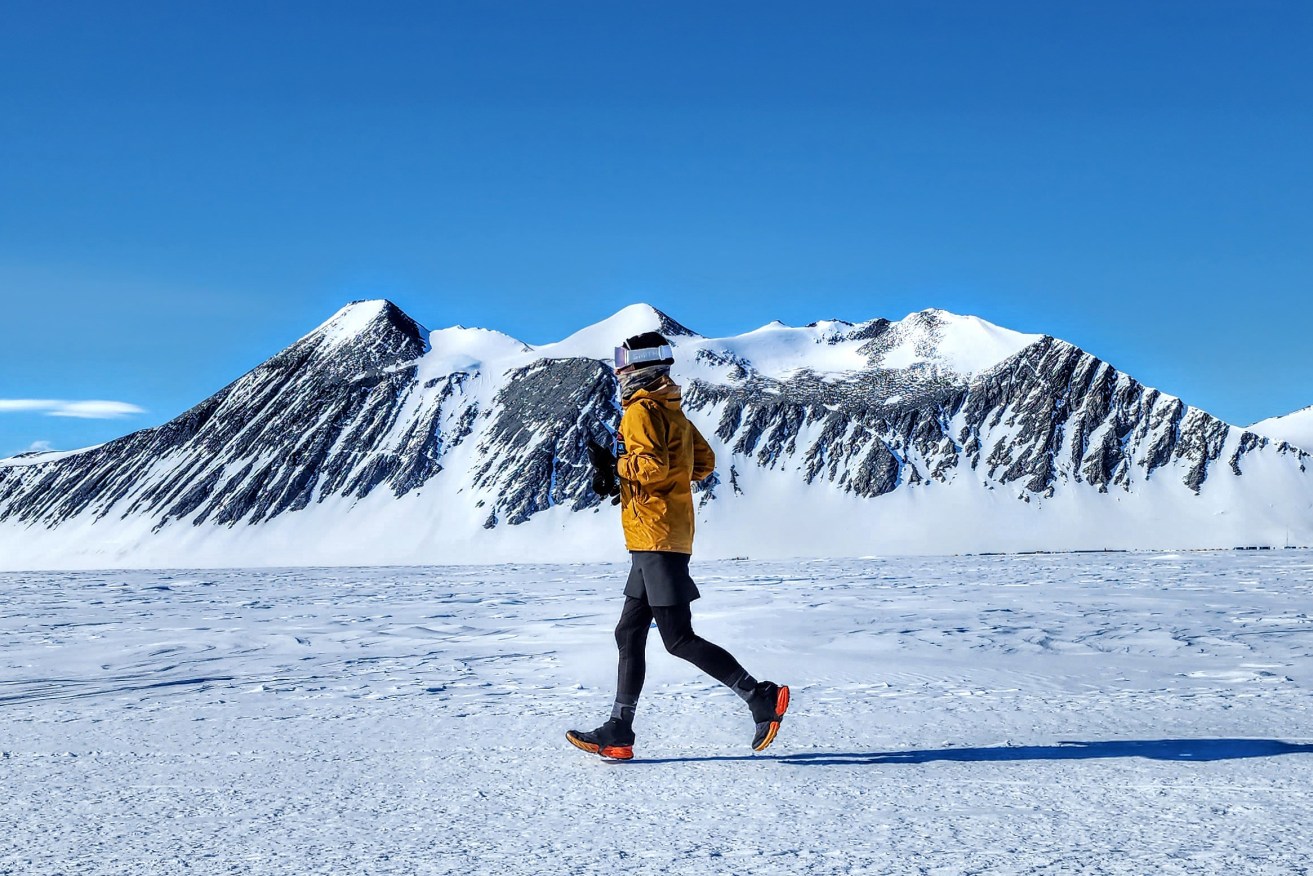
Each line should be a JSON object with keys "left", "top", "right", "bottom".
{"left": 753, "top": 685, "right": 791, "bottom": 752}
{"left": 566, "top": 731, "right": 633, "bottom": 761}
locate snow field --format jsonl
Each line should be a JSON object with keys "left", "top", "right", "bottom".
{"left": 3, "top": 552, "right": 1313, "bottom": 874}
{"left": 1251, "top": 405, "right": 1313, "bottom": 454}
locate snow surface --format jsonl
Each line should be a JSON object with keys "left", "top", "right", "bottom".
{"left": 703, "top": 320, "right": 871, "bottom": 380}
{"left": 538, "top": 303, "right": 694, "bottom": 359}
{"left": 421, "top": 303, "right": 1041, "bottom": 385}
{"left": 0, "top": 443, "right": 104, "bottom": 469}
{"left": 871, "top": 308, "right": 1044, "bottom": 377}
{"left": 1251, "top": 405, "right": 1313, "bottom": 453}
{"left": 311, "top": 300, "right": 406, "bottom": 349}
{"left": 418, "top": 326, "right": 530, "bottom": 379}
{"left": 3, "top": 426, "right": 1310, "bottom": 571}
{"left": 2, "top": 301, "right": 1308, "bottom": 570}
{"left": 4, "top": 552, "right": 1313, "bottom": 874}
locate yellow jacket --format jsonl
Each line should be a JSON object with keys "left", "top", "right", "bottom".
{"left": 617, "top": 377, "right": 715, "bottom": 554}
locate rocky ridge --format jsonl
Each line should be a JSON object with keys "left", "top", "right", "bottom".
{"left": 1, "top": 300, "right": 1308, "bottom": 561}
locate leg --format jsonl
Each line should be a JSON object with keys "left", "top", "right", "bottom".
{"left": 566, "top": 595, "right": 651, "bottom": 761}
{"left": 650, "top": 601, "right": 750, "bottom": 690}
{"left": 614, "top": 595, "right": 654, "bottom": 705}
{"left": 652, "top": 601, "right": 791, "bottom": 752}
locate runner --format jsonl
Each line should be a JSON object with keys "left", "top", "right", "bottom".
{"left": 567, "top": 331, "right": 790, "bottom": 760}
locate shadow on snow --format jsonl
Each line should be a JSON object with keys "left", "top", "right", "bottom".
{"left": 633, "top": 739, "right": 1313, "bottom": 766}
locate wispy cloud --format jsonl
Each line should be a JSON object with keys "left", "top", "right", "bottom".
{"left": 24, "top": 440, "right": 54, "bottom": 453}
{"left": 0, "top": 400, "right": 59, "bottom": 413}
{"left": 0, "top": 399, "right": 147, "bottom": 419}
{"left": 48, "top": 401, "right": 148, "bottom": 419}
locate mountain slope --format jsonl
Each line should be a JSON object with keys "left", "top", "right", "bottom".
{"left": 1, "top": 300, "right": 1309, "bottom": 569}
{"left": 1250, "top": 406, "right": 1313, "bottom": 453}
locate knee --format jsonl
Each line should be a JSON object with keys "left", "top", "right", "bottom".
{"left": 615, "top": 619, "right": 643, "bottom": 655}
{"left": 661, "top": 629, "right": 695, "bottom": 657}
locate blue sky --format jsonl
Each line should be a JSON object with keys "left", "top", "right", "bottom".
{"left": 2, "top": 1, "right": 1310, "bottom": 456}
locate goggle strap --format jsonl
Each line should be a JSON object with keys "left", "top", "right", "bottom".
{"left": 614, "top": 344, "right": 673, "bottom": 368}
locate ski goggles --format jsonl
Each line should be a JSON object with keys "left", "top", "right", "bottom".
{"left": 613, "top": 344, "right": 673, "bottom": 370}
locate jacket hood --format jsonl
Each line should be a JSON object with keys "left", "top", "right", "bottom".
{"left": 622, "top": 375, "right": 682, "bottom": 410}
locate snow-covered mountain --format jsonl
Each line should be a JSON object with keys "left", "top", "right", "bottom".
{"left": 1250, "top": 406, "right": 1313, "bottom": 454}
{"left": 2, "top": 300, "right": 1310, "bottom": 569}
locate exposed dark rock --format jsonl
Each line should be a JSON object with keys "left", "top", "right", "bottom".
{"left": 469, "top": 358, "right": 620, "bottom": 526}
{"left": 1229, "top": 432, "right": 1262, "bottom": 477}
{"left": 2, "top": 300, "right": 1303, "bottom": 547}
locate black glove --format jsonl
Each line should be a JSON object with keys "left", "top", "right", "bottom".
{"left": 587, "top": 438, "right": 620, "bottom": 498}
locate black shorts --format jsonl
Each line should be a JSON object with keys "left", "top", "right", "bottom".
{"left": 624, "top": 551, "right": 701, "bottom": 606}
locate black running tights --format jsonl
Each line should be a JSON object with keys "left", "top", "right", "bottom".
{"left": 614, "top": 594, "right": 746, "bottom": 701}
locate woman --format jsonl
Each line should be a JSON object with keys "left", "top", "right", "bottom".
{"left": 567, "top": 331, "right": 789, "bottom": 760}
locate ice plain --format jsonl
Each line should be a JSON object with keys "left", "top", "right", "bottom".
{"left": 3, "top": 551, "right": 1313, "bottom": 875}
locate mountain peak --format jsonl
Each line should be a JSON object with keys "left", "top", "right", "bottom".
{"left": 304, "top": 299, "right": 428, "bottom": 352}
{"left": 539, "top": 303, "right": 699, "bottom": 360}
{"left": 607, "top": 303, "right": 698, "bottom": 338}
{"left": 864, "top": 308, "right": 1043, "bottom": 377}
{"left": 6, "top": 295, "right": 1313, "bottom": 566}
